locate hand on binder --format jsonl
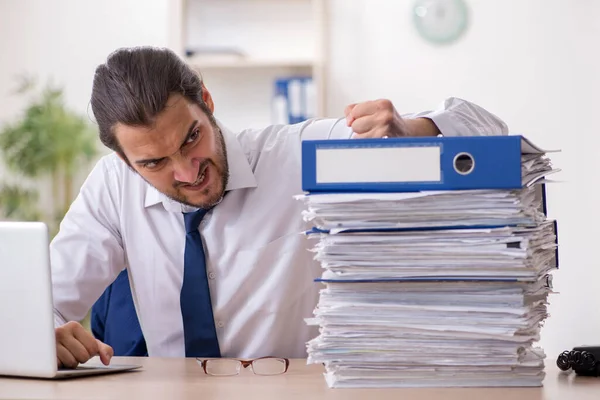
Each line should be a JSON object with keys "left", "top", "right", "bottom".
{"left": 344, "top": 99, "right": 440, "bottom": 139}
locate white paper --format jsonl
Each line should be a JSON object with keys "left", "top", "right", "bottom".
{"left": 299, "top": 149, "right": 559, "bottom": 389}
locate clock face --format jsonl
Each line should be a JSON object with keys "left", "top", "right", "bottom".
{"left": 412, "top": 0, "right": 469, "bottom": 45}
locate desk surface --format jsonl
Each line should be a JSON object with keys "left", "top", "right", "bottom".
{"left": 0, "top": 358, "right": 598, "bottom": 400}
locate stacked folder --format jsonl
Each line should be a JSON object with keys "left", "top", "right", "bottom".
{"left": 297, "top": 135, "right": 560, "bottom": 388}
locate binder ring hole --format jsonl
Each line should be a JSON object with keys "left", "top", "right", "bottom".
{"left": 454, "top": 152, "right": 475, "bottom": 175}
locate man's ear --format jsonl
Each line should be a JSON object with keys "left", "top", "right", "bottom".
{"left": 201, "top": 83, "right": 214, "bottom": 113}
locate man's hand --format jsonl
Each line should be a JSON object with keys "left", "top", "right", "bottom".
{"left": 55, "top": 321, "right": 113, "bottom": 369}
{"left": 344, "top": 99, "right": 441, "bottom": 138}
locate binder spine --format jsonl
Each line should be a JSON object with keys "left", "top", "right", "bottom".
{"left": 302, "top": 136, "right": 524, "bottom": 193}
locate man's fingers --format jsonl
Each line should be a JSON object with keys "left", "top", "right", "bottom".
{"left": 346, "top": 98, "right": 402, "bottom": 138}
{"left": 55, "top": 321, "right": 106, "bottom": 368}
{"left": 72, "top": 325, "right": 100, "bottom": 358}
{"left": 96, "top": 340, "right": 114, "bottom": 366}
{"left": 352, "top": 126, "right": 391, "bottom": 139}
{"left": 57, "top": 343, "right": 79, "bottom": 369}
{"left": 344, "top": 103, "right": 356, "bottom": 117}
{"left": 344, "top": 103, "right": 357, "bottom": 125}
{"left": 348, "top": 101, "right": 379, "bottom": 121}
{"left": 352, "top": 130, "right": 377, "bottom": 139}
{"left": 61, "top": 336, "right": 93, "bottom": 363}
{"left": 350, "top": 115, "right": 378, "bottom": 134}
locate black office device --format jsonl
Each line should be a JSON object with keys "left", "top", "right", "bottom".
{"left": 556, "top": 346, "right": 600, "bottom": 376}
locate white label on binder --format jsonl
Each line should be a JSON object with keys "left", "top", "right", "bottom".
{"left": 316, "top": 146, "right": 441, "bottom": 183}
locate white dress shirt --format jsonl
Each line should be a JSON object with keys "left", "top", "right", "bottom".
{"left": 50, "top": 97, "right": 508, "bottom": 358}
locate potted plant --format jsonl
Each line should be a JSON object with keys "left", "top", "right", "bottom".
{"left": 0, "top": 77, "right": 98, "bottom": 236}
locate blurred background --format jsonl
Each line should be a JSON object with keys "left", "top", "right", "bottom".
{"left": 0, "top": 0, "right": 598, "bottom": 360}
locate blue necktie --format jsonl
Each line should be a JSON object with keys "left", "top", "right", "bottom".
{"left": 180, "top": 209, "right": 221, "bottom": 357}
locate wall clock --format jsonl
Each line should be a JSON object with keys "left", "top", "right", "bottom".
{"left": 412, "top": 0, "right": 469, "bottom": 45}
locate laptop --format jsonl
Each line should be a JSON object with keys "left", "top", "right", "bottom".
{"left": 0, "top": 221, "right": 141, "bottom": 379}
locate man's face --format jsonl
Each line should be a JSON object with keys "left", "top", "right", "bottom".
{"left": 114, "top": 94, "right": 228, "bottom": 209}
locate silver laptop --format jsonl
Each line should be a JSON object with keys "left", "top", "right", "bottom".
{"left": 0, "top": 221, "right": 141, "bottom": 379}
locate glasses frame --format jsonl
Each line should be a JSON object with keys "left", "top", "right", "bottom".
{"left": 196, "top": 356, "right": 290, "bottom": 376}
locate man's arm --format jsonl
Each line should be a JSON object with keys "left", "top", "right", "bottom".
{"left": 300, "top": 97, "right": 508, "bottom": 140}
{"left": 50, "top": 156, "right": 125, "bottom": 367}
{"left": 402, "top": 97, "right": 509, "bottom": 137}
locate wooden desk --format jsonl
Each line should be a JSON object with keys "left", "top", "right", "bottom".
{"left": 0, "top": 358, "right": 598, "bottom": 400}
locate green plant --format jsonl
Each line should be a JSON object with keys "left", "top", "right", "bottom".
{"left": 0, "top": 184, "right": 42, "bottom": 221}
{"left": 0, "top": 77, "right": 99, "bottom": 236}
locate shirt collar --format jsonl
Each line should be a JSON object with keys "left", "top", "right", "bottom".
{"left": 143, "top": 120, "right": 257, "bottom": 210}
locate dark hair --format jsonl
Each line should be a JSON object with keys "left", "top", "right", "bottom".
{"left": 90, "top": 46, "right": 211, "bottom": 160}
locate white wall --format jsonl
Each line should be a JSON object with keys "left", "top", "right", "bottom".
{"left": 0, "top": 0, "right": 171, "bottom": 205}
{"left": 0, "top": 0, "right": 171, "bottom": 120}
{"left": 327, "top": 0, "right": 600, "bottom": 359}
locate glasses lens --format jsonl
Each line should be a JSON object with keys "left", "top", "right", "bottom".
{"left": 251, "top": 358, "right": 287, "bottom": 375}
{"left": 204, "top": 359, "right": 241, "bottom": 376}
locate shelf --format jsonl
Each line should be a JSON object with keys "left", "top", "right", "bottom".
{"left": 186, "top": 55, "right": 318, "bottom": 70}
{"left": 169, "top": 0, "right": 329, "bottom": 126}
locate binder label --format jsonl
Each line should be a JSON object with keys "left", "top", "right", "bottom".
{"left": 315, "top": 145, "right": 442, "bottom": 183}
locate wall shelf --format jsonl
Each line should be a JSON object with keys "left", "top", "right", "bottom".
{"left": 186, "top": 56, "right": 318, "bottom": 70}
{"left": 168, "top": 0, "right": 328, "bottom": 132}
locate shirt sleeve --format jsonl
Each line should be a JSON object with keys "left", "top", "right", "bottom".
{"left": 405, "top": 97, "right": 509, "bottom": 137}
{"left": 299, "top": 97, "right": 508, "bottom": 140}
{"left": 299, "top": 117, "right": 353, "bottom": 141}
{"left": 50, "top": 156, "right": 126, "bottom": 327}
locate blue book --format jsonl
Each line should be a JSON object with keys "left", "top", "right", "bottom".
{"left": 301, "top": 135, "right": 558, "bottom": 193}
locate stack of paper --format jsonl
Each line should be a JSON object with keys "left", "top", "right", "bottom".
{"left": 297, "top": 183, "right": 559, "bottom": 388}
{"left": 312, "top": 221, "right": 557, "bottom": 282}
{"left": 522, "top": 153, "right": 557, "bottom": 186}
{"left": 301, "top": 185, "right": 546, "bottom": 231}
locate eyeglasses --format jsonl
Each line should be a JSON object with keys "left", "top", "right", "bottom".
{"left": 196, "top": 357, "right": 290, "bottom": 376}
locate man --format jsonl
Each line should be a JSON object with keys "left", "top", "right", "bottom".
{"left": 50, "top": 46, "right": 508, "bottom": 368}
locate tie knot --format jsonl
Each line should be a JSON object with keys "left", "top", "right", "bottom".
{"left": 183, "top": 209, "right": 208, "bottom": 233}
